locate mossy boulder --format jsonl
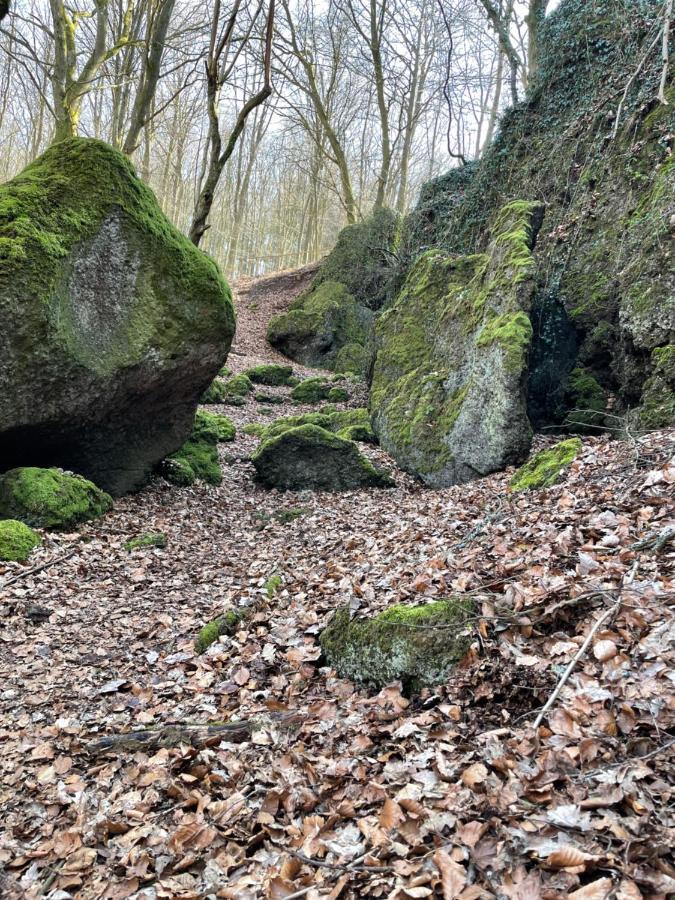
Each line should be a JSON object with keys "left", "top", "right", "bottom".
{"left": 371, "top": 200, "right": 544, "bottom": 486}
{"left": 290, "top": 377, "right": 333, "bottom": 404}
{"left": 0, "top": 138, "right": 235, "bottom": 496}
{"left": 252, "top": 424, "right": 392, "bottom": 491}
{"left": 0, "top": 467, "right": 113, "bottom": 529}
{"left": 254, "top": 392, "right": 285, "bottom": 405}
{"left": 193, "top": 409, "right": 235, "bottom": 443}
{"left": 224, "top": 374, "right": 253, "bottom": 398}
{"left": 253, "top": 408, "right": 375, "bottom": 444}
{"left": 245, "top": 364, "right": 295, "bottom": 386}
{"left": 320, "top": 599, "right": 473, "bottom": 690}
{"left": 268, "top": 282, "right": 372, "bottom": 375}
{"left": 124, "top": 532, "right": 167, "bottom": 551}
{"left": 201, "top": 380, "right": 227, "bottom": 404}
{"left": 0, "top": 519, "right": 41, "bottom": 562}
{"left": 634, "top": 345, "right": 675, "bottom": 430}
{"left": 509, "top": 437, "right": 582, "bottom": 492}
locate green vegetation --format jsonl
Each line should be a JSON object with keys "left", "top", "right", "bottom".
{"left": 244, "top": 364, "right": 295, "bottom": 386}
{"left": 201, "top": 380, "right": 226, "bottom": 404}
{"left": 193, "top": 409, "right": 236, "bottom": 443}
{"left": 250, "top": 407, "right": 375, "bottom": 444}
{"left": 637, "top": 345, "right": 675, "bottom": 429}
{"left": 476, "top": 311, "right": 533, "bottom": 374}
{"left": 224, "top": 374, "right": 253, "bottom": 398}
{"left": 563, "top": 368, "right": 607, "bottom": 432}
{"left": 265, "top": 574, "right": 283, "bottom": 597}
{"left": 124, "top": 532, "right": 167, "bottom": 551}
{"left": 290, "top": 377, "right": 333, "bottom": 404}
{"left": 509, "top": 438, "right": 582, "bottom": 492}
{"left": 195, "top": 609, "right": 246, "bottom": 654}
{"left": 254, "top": 392, "right": 285, "bottom": 405}
{"left": 0, "top": 138, "right": 234, "bottom": 378}
{"left": 0, "top": 519, "right": 41, "bottom": 561}
{"left": 320, "top": 598, "right": 473, "bottom": 690}
{"left": 252, "top": 424, "right": 393, "bottom": 491}
{"left": 0, "top": 467, "right": 113, "bottom": 529}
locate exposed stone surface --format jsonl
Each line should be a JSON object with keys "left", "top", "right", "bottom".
{"left": 320, "top": 599, "right": 473, "bottom": 689}
{"left": 0, "top": 138, "right": 234, "bottom": 495}
{"left": 252, "top": 424, "right": 393, "bottom": 491}
{"left": 371, "top": 201, "right": 544, "bottom": 486}
{"left": 0, "top": 467, "right": 113, "bottom": 529}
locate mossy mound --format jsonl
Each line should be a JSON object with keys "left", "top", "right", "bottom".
{"left": 254, "top": 392, "right": 285, "bottom": 405}
{"left": 201, "top": 381, "right": 227, "bottom": 404}
{"left": 635, "top": 345, "right": 675, "bottom": 430}
{"left": 371, "top": 200, "right": 543, "bottom": 486}
{"left": 252, "top": 408, "right": 375, "bottom": 444}
{"left": 0, "top": 519, "right": 41, "bottom": 562}
{"left": 252, "top": 424, "right": 392, "bottom": 492}
{"left": 193, "top": 410, "right": 235, "bottom": 443}
{"left": 0, "top": 138, "right": 234, "bottom": 496}
{"left": 124, "top": 532, "right": 167, "bottom": 551}
{"left": 509, "top": 438, "right": 582, "bottom": 492}
{"left": 195, "top": 609, "right": 245, "bottom": 654}
{"left": 244, "top": 364, "right": 295, "bottom": 386}
{"left": 320, "top": 599, "right": 473, "bottom": 690}
{"left": 268, "top": 282, "right": 372, "bottom": 375}
{"left": 0, "top": 467, "right": 113, "bottom": 529}
{"left": 224, "top": 374, "right": 253, "bottom": 398}
{"left": 290, "top": 377, "right": 333, "bottom": 404}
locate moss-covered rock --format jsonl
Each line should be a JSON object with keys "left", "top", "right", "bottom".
{"left": 327, "top": 386, "right": 349, "bottom": 403}
{"left": 244, "top": 364, "right": 295, "bottom": 386}
{"left": 634, "top": 345, "right": 675, "bottom": 430}
{"left": 268, "top": 282, "right": 372, "bottom": 375}
{"left": 290, "top": 377, "right": 332, "bottom": 404}
{"left": 509, "top": 437, "right": 582, "bottom": 492}
{"left": 253, "top": 408, "right": 375, "bottom": 444}
{"left": 193, "top": 409, "right": 235, "bottom": 443}
{"left": 195, "top": 609, "right": 245, "bottom": 654}
{"left": 0, "top": 138, "right": 235, "bottom": 496}
{"left": 201, "top": 380, "right": 227, "bottom": 404}
{"left": 254, "top": 392, "right": 285, "bottom": 405}
{"left": 320, "top": 599, "right": 473, "bottom": 689}
{"left": 252, "top": 424, "right": 392, "bottom": 491}
{"left": 124, "top": 532, "right": 167, "bottom": 551}
{"left": 0, "top": 519, "right": 41, "bottom": 561}
{"left": 0, "top": 467, "right": 113, "bottom": 529}
{"left": 224, "top": 374, "right": 253, "bottom": 398}
{"left": 371, "top": 200, "right": 544, "bottom": 486}
{"left": 562, "top": 368, "right": 608, "bottom": 433}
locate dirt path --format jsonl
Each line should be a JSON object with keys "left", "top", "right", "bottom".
{"left": 1, "top": 268, "right": 673, "bottom": 899}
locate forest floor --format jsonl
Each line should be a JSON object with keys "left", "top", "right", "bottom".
{"left": 1, "top": 268, "right": 674, "bottom": 900}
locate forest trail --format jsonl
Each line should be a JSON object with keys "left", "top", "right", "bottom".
{"left": 1, "top": 271, "right": 674, "bottom": 898}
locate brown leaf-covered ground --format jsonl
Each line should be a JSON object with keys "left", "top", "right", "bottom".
{"left": 1, "top": 270, "right": 674, "bottom": 900}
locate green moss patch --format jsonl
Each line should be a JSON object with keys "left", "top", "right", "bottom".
{"left": 636, "top": 345, "right": 675, "bottom": 430}
{"left": 563, "top": 368, "right": 608, "bottom": 433}
{"left": 290, "top": 377, "right": 333, "bottom": 404}
{"left": 254, "top": 392, "right": 285, "bottom": 405}
{"left": 245, "top": 364, "right": 295, "bottom": 386}
{"left": 195, "top": 609, "right": 246, "bottom": 654}
{"left": 0, "top": 519, "right": 41, "bottom": 561}
{"left": 320, "top": 599, "right": 473, "bottom": 690}
{"left": 201, "top": 381, "right": 226, "bottom": 404}
{"left": 193, "top": 410, "right": 235, "bottom": 443}
{"left": 124, "top": 532, "right": 167, "bottom": 552}
{"left": 265, "top": 574, "right": 283, "bottom": 597}
{"left": 509, "top": 438, "right": 582, "bottom": 492}
{"left": 0, "top": 467, "right": 113, "bottom": 529}
{"left": 252, "top": 424, "right": 393, "bottom": 492}
{"left": 254, "top": 408, "right": 375, "bottom": 444}
{"left": 224, "top": 374, "right": 253, "bottom": 398}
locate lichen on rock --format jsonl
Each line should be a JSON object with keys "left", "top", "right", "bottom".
{"left": 320, "top": 599, "right": 473, "bottom": 690}
{"left": 252, "top": 424, "right": 392, "bottom": 491}
{"left": 0, "top": 519, "right": 41, "bottom": 561}
{"left": 0, "top": 467, "right": 113, "bottom": 529}
{"left": 509, "top": 437, "right": 582, "bottom": 492}
{"left": 0, "top": 138, "right": 235, "bottom": 496}
{"left": 370, "top": 200, "right": 544, "bottom": 486}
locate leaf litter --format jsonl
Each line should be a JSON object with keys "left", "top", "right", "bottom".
{"left": 0, "top": 274, "right": 673, "bottom": 899}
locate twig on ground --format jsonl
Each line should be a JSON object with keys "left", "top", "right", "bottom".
{"left": 1, "top": 549, "right": 77, "bottom": 592}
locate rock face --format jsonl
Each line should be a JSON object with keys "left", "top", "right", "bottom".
{"left": 371, "top": 201, "right": 544, "bottom": 487}
{"left": 395, "top": 0, "right": 674, "bottom": 432}
{"left": 0, "top": 138, "right": 235, "bottom": 495}
{"left": 320, "top": 599, "right": 473, "bottom": 690}
{"left": 252, "top": 424, "right": 392, "bottom": 491}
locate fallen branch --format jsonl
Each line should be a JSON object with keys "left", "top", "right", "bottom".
{"left": 630, "top": 524, "right": 675, "bottom": 553}
{"left": 612, "top": 26, "right": 663, "bottom": 137}
{"left": 85, "top": 720, "right": 257, "bottom": 755}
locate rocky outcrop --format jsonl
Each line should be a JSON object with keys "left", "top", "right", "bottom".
{"left": 320, "top": 599, "right": 473, "bottom": 690}
{"left": 371, "top": 201, "right": 544, "bottom": 486}
{"left": 395, "top": 0, "right": 674, "bottom": 433}
{"left": 0, "top": 138, "right": 235, "bottom": 495}
{"left": 252, "top": 424, "right": 392, "bottom": 491}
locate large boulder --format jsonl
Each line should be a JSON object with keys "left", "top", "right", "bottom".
{"left": 252, "top": 424, "right": 392, "bottom": 491}
{"left": 371, "top": 201, "right": 544, "bottom": 486}
{"left": 0, "top": 138, "right": 235, "bottom": 495}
